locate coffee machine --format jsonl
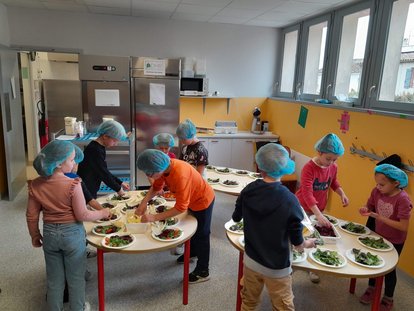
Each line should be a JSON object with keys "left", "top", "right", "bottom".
{"left": 251, "top": 107, "right": 262, "bottom": 133}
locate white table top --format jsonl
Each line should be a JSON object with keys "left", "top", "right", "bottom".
{"left": 226, "top": 221, "right": 399, "bottom": 279}
{"left": 206, "top": 167, "right": 297, "bottom": 196}
{"left": 85, "top": 190, "right": 197, "bottom": 254}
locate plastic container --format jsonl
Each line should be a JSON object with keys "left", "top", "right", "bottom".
{"left": 312, "top": 222, "right": 341, "bottom": 244}
{"left": 126, "top": 223, "right": 148, "bottom": 234}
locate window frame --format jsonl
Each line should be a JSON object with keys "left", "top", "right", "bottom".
{"left": 275, "top": 0, "right": 414, "bottom": 117}
{"left": 325, "top": 1, "right": 376, "bottom": 107}
{"left": 275, "top": 24, "right": 301, "bottom": 99}
{"left": 296, "top": 14, "right": 332, "bottom": 102}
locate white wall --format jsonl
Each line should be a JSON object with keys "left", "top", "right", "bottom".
{"left": 0, "top": 4, "right": 10, "bottom": 47}
{"left": 7, "top": 7, "right": 280, "bottom": 97}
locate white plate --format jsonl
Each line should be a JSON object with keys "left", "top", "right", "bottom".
{"left": 309, "top": 214, "right": 339, "bottom": 226}
{"left": 248, "top": 172, "right": 262, "bottom": 179}
{"left": 357, "top": 235, "right": 394, "bottom": 252}
{"left": 232, "top": 170, "right": 250, "bottom": 176}
{"left": 345, "top": 249, "right": 385, "bottom": 269}
{"left": 120, "top": 202, "right": 140, "bottom": 214}
{"left": 207, "top": 178, "right": 220, "bottom": 185}
{"left": 96, "top": 213, "right": 121, "bottom": 223}
{"left": 151, "top": 227, "right": 183, "bottom": 242}
{"left": 224, "top": 219, "right": 244, "bottom": 234}
{"left": 339, "top": 221, "right": 371, "bottom": 236}
{"left": 101, "top": 233, "right": 136, "bottom": 249}
{"left": 215, "top": 167, "right": 232, "bottom": 174}
{"left": 92, "top": 224, "right": 123, "bottom": 236}
{"left": 309, "top": 248, "right": 347, "bottom": 268}
{"left": 238, "top": 235, "right": 245, "bottom": 248}
{"left": 165, "top": 217, "right": 180, "bottom": 227}
{"left": 292, "top": 250, "right": 307, "bottom": 264}
{"left": 147, "top": 197, "right": 167, "bottom": 207}
{"left": 105, "top": 193, "right": 133, "bottom": 203}
{"left": 138, "top": 190, "right": 149, "bottom": 197}
{"left": 219, "top": 180, "right": 240, "bottom": 188}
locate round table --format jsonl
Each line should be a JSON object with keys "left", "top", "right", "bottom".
{"left": 206, "top": 167, "right": 297, "bottom": 196}
{"left": 85, "top": 191, "right": 198, "bottom": 311}
{"left": 226, "top": 224, "right": 399, "bottom": 311}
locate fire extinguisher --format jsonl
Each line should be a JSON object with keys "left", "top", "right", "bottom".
{"left": 37, "top": 100, "right": 49, "bottom": 148}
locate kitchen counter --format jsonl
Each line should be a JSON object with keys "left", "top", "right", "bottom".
{"left": 197, "top": 131, "right": 279, "bottom": 139}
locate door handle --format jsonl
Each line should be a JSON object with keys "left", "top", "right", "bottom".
{"left": 368, "top": 85, "right": 376, "bottom": 98}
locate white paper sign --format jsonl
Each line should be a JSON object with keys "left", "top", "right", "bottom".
{"left": 144, "top": 59, "right": 166, "bottom": 76}
{"left": 95, "top": 89, "right": 120, "bottom": 107}
{"left": 149, "top": 83, "right": 165, "bottom": 106}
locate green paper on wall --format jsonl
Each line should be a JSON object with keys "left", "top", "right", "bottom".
{"left": 298, "top": 106, "right": 308, "bottom": 128}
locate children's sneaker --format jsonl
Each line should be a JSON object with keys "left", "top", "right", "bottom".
{"left": 176, "top": 254, "right": 197, "bottom": 264}
{"left": 188, "top": 270, "right": 210, "bottom": 284}
{"left": 379, "top": 297, "right": 393, "bottom": 311}
{"left": 309, "top": 271, "right": 320, "bottom": 283}
{"left": 84, "top": 302, "right": 91, "bottom": 311}
{"left": 359, "top": 287, "right": 375, "bottom": 304}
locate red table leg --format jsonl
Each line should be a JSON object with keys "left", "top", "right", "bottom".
{"left": 182, "top": 240, "right": 190, "bottom": 305}
{"left": 371, "top": 276, "right": 383, "bottom": 311}
{"left": 97, "top": 249, "right": 105, "bottom": 311}
{"left": 349, "top": 278, "right": 356, "bottom": 293}
{"left": 236, "top": 251, "right": 244, "bottom": 311}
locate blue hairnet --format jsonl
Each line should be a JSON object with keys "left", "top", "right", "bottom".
{"left": 314, "top": 133, "right": 344, "bottom": 156}
{"left": 97, "top": 120, "right": 127, "bottom": 141}
{"left": 375, "top": 164, "right": 408, "bottom": 188}
{"left": 255, "top": 143, "right": 295, "bottom": 179}
{"left": 33, "top": 140, "right": 83, "bottom": 177}
{"left": 176, "top": 119, "right": 196, "bottom": 139}
{"left": 153, "top": 133, "right": 175, "bottom": 147}
{"left": 137, "top": 149, "right": 171, "bottom": 174}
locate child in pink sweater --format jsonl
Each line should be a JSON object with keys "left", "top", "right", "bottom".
{"left": 27, "top": 140, "right": 110, "bottom": 311}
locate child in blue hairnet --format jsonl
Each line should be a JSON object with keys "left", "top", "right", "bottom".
{"left": 135, "top": 149, "right": 215, "bottom": 283}
{"left": 176, "top": 119, "right": 209, "bottom": 176}
{"left": 77, "top": 120, "right": 130, "bottom": 198}
{"left": 232, "top": 143, "right": 316, "bottom": 310}
{"left": 153, "top": 133, "right": 176, "bottom": 159}
{"left": 358, "top": 164, "right": 412, "bottom": 310}
{"left": 26, "top": 140, "right": 110, "bottom": 311}
{"left": 295, "top": 133, "right": 349, "bottom": 283}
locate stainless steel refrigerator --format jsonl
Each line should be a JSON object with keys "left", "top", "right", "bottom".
{"left": 41, "top": 79, "right": 82, "bottom": 140}
{"left": 131, "top": 57, "right": 181, "bottom": 187}
{"left": 79, "top": 54, "right": 135, "bottom": 188}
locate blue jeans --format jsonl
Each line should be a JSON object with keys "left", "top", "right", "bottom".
{"left": 190, "top": 197, "right": 215, "bottom": 273}
{"left": 43, "top": 222, "right": 86, "bottom": 311}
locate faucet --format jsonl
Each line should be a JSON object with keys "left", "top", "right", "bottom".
{"left": 50, "top": 128, "right": 64, "bottom": 141}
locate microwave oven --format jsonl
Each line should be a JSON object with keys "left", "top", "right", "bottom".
{"left": 180, "top": 77, "right": 209, "bottom": 96}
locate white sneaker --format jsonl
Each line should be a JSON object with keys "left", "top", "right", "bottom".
{"left": 309, "top": 271, "right": 320, "bottom": 283}
{"left": 170, "top": 244, "right": 184, "bottom": 255}
{"left": 84, "top": 302, "right": 91, "bottom": 311}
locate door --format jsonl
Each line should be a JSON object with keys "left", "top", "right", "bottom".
{"left": 231, "top": 139, "right": 255, "bottom": 171}
{"left": 0, "top": 49, "right": 27, "bottom": 200}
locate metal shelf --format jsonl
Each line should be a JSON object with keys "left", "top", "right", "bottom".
{"left": 349, "top": 144, "right": 414, "bottom": 173}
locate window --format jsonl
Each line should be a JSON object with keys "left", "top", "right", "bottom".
{"left": 280, "top": 31, "right": 298, "bottom": 93}
{"left": 275, "top": 0, "right": 414, "bottom": 116}
{"left": 302, "top": 21, "right": 328, "bottom": 96}
{"left": 279, "top": 28, "right": 299, "bottom": 96}
{"left": 334, "top": 9, "right": 370, "bottom": 101}
{"left": 379, "top": 0, "right": 414, "bottom": 103}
